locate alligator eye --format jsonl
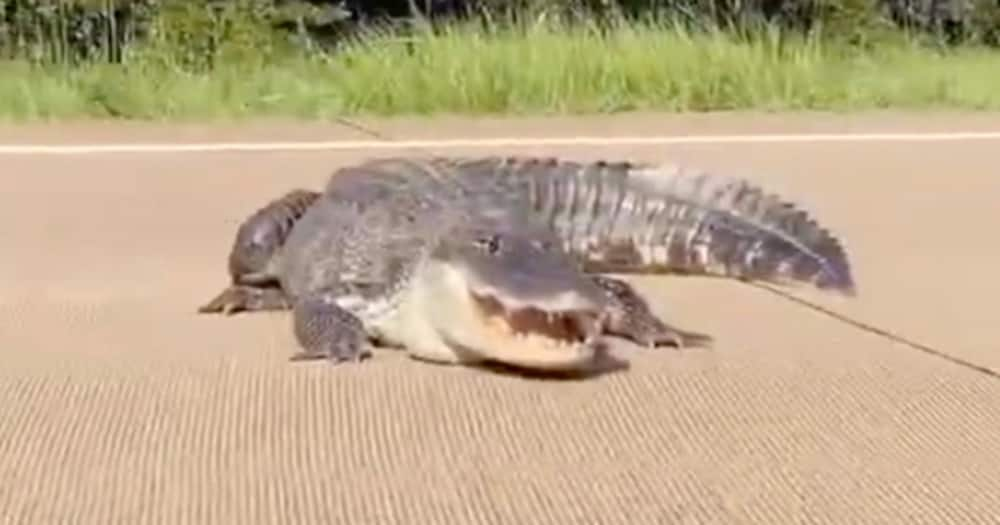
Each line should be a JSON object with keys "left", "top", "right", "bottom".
{"left": 476, "top": 235, "right": 502, "bottom": 254}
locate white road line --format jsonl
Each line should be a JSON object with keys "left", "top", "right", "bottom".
{"left": 2, "top": 131, "right": 1000, "bottom": 155}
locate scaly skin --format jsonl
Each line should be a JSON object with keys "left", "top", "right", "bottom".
{"left": 200, "top": 155, "right": 855, "bottom": 357}
{"left": 205, "top": 159, "right": 712, "bottom": 370}
{"left": 200, "top": 189, "right": 318, "bottom": 315}
{"left": 228, "top": 188, "right": 320, "bottom": 287}
{"left": 437, "top": 156, "right": 854, "bottom": 294}
{"left": 198, "top": 190, "right": 706, "bottom": 350}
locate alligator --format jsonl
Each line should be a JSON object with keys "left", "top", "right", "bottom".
{"left": 198, "top": 156, "right": 854, "bottom": 368}
{"left": 201, "top": 158, "right": 716, "bottom": 370}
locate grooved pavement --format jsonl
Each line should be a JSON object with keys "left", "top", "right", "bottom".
{"left": 2, "top": 113, "right": 999, "bottom": 523}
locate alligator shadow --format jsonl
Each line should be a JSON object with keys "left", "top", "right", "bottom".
{"left": 470, "top": 346, "right": 632, "bottom": 381}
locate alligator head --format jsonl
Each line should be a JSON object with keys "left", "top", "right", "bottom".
{"left": 388, "top": 212, "right": 613, "bottom": 372}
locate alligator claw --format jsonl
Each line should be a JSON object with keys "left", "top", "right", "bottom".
{"left": 289, "top": 345, "right": 373, "bottom": 364}
{"left": 590, "top": 275, "right": 713, "bottom": 349}
{"left": 197, "top": 285, "right": 291, "bottom": 315}
{"left": 292, "top": 289, "right": 374, "bottom": 364}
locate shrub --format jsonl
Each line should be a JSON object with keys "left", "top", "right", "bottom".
{"left": 0, "top": 0, "right": 997, "bottom": 69}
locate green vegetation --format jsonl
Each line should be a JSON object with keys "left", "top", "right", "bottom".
{"left": 2, "top": 1, "right": 1000, "bottom": 121}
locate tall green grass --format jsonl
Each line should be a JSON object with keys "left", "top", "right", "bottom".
{"left": 3, "top": 16, "right": 1000, "bottom": 121}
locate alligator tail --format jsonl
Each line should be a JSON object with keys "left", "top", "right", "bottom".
{"left": 468, "top": 157, "right": 856, "bottom": 295}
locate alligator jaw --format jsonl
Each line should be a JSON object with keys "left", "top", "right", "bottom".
{"left": 465, "top": 288, "right": 607, "bottom": 371}
{"left": 379, "top": 258, "right": 610, "bottom": 372}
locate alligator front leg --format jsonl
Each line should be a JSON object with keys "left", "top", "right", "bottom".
{"left": 197, "top": 284, "right": 292, "bottom": 315}
{"left": 590, "top": 275, "right": 713, "bottom": 349}
{"left": 290, "top": 289, "right": 373, "bottom": 363}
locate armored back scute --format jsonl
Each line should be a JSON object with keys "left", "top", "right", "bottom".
{"left": 445, "top": 156, "right": 855, "bottom": 294}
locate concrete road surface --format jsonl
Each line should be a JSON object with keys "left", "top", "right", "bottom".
{"left": 1, "top": 112, "right": 999, "bottom": 523}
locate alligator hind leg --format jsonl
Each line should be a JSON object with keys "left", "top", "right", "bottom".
{"left": 198, "top": 188, "right": 320, "bottom": 315}
{"left": 590, "top": 275, "right": 713, "bottom": 349}
{"left": 198, "top": 284, "right": 291, "bottom": 315}
{"left": 290, "top": 289, "right": 373, "bottom": 363}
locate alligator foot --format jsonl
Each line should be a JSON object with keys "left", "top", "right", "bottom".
{"left": 197, "top": 284, "right": 291, "bottom": 315}
{"left": 590, "top": 275, "right": 713, "bottom": 349}
{"left": 290, "top": 289, "right": 373, "bottom": 363}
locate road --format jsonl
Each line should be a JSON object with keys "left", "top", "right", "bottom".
{"left": 2, "top": 112, "right": 998, "bottom": 523}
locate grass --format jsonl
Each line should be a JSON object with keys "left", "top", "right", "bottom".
{"left": 3, "top": 16, "right": 1000, "bottom": 121}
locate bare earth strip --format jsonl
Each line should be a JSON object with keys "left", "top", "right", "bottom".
{"left": 1, "top": 113, "right": 998, "bottom": 523}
